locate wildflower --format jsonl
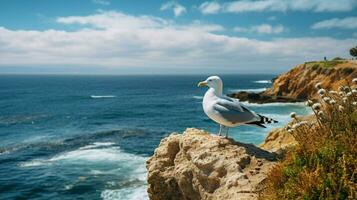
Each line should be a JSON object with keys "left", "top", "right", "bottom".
{"left": 329, "top": 100, "right": 336, "bottom": 105}
{"left": 338, "top": 105, "right": 344, "bottom": 111}
{"left": 352, "top": 89, "right": 357, "bottom": 94}
{"left": 299, "top": 121, "right": 308, "bottom": 126}
{"left": 352, "top": 78, "right": 357, "bottom": 84}
{"left": 318, "top": 89, "right": 326, "bottom": 96}
{"left": 292, "top": 121, "right": 308, "bottom": 129}
{"left": 346, "top": 92, "right": 352, "bottom": 97}
{"left": 323, "top": 97, "right": 330, "bottom": 102}
{"left": 343, "top": 97, "right": 347, "bottom": 102}
{"left": 343, "top": 86, "right": 350, "bottom": 92}
{"left": 290, "top": 112, "right": 297, "bottom": 119}
{"left": 315, "top": 82, "right": 322, "bottom": 89}
{"left": 339, "top": 91, "right": 344, "bottom": 96}
{"left": 292, "top": 123, "right": 300, "bottom": 129}
{"left": 312, "top": 103, "right": 321, "bottom": 110}
{"left": 318, "top": 111, "right": 324, "bottom": 117}
{"left": 329, "top": 90, "right": 338, "bottom": 95}
{"left": 288, "top": 129, "right": 293, "bottom": 133}
{"left": 305, "top": 100, "right": 313, "bottom": 106}
{"left": 353, "top": 102, "right": 357, "bottom": 106}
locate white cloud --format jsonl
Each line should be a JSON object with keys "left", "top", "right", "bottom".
{"left": 311, "top": 16, "right": 357, "bottom": 29}
{"left": 198, "top": 0, "right": 357, "bottom": 14}
{"left": 199, "top": 1, "right": 221, "bottom": 14}
{"left": 0, "top": 11, "right": 354, "bottom": 73}
{"left": 234, "top": 24, "right": 285, "bottom": 34}
{"left": 160, "top": 1, "right": 187, "bottom": 17}
{"left": 92, "top": 0, "right": 110, "bottom": 6}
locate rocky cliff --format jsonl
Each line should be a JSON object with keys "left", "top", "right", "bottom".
{"left": 229, "top": 60, "right": 357, "bottom": 103}
{"left": 265, "top": 60, "right": 357, "bottom": 100}
{"left": 146, "top": 128, "right": 278, "bottom": 200}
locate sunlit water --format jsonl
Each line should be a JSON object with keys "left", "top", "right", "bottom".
{"left": 0, "top": 75, "right": 311, "bottom": 199}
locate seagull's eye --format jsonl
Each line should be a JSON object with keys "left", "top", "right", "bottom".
{"left": 208, "top": 80, "right": 212, "bottom": 82}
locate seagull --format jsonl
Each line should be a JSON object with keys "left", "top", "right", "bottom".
{"left": 198, "top": 76, "right": 278, "bottom": 138}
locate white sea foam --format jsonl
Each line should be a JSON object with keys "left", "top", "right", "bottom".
{"left": 20, "top": 143, "right": 147, "bottom": 167}
{"left": 49, "top": 146, "right": 145, "bottom": 163}
{"left": 228, "top": 88, "right": 267, "bottom": 93}
{"left": 101, "top": 186, "right": 148, "bottom": 200}
{"left": 19, "top": 160, "right": 48, "bottom": 167}
{"left": 90, "top": 95, "right": 116, "bottom": 99}
{"left": 78, "top": 142, "right": 115, "bottom": 150}
{"left": 192, "top": 95, "right": 203, "bottom": 100}
{"left": 253, "top": 80, "right": 272, "bottom": 84}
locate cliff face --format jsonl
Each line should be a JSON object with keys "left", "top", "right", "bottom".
{"left": 229, "top": 60, "right": 357, "bottom": 103}
{"left": 146, "top": 128, "right": 277, "bottom": 200}
{"left": 264, "top": 61, "right": 357, "bottom": 100}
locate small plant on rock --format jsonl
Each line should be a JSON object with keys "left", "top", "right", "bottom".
{"left": 261, "top": 79, "right": 357, "bottom": 199}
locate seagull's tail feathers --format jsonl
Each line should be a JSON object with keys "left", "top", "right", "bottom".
{"left": 245, "top": 114, "right": 278, "bottom": 128}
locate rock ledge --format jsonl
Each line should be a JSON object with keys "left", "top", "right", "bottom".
{"left": 146, "top": 128, "right": 277, "bottom": 200}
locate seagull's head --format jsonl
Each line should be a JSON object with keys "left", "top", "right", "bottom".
{"left": 198, "top": 76, "right": 222, "bottom": 90}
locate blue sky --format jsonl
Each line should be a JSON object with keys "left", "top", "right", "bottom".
{"left": 0, "top": 0, "right": 356, "bottom": 74}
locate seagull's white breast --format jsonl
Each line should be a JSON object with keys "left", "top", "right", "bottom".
{"left": 202, "top": 89, "right": 236, "bottom": 127}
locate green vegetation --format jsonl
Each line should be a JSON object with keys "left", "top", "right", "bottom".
{"left": 350, "top": 46, "right": 357, "bottom": 58}
{"left": 332, "top": 57, "right": 345, "bottom": 61}
{"left": 261, "top": 80, "right": 357, "bottom": 200}
{"left": 306, "top": 60, "right": 347, "bottom": 70}
{"left": 342, "top": 67, "right": 354, "bottom": 75}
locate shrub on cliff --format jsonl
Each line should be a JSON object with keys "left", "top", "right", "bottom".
{"left": 261, "top": 79, "right": 357, "bottom": 199}
{"left": 350, "top": 46, "right": 357, "bottom": 58}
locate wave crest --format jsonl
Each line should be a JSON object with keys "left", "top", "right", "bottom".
{"left": 90, "top": 95, "right": 116, "bottom": 99}
{"left": 253, "top": 80, "right": 272, "bottom": 84}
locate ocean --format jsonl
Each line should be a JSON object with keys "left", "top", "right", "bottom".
{"left": 0, "top": 75, "right": 311, "bottom": 200}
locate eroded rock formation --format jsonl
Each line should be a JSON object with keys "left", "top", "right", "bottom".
{"left": 146, "top": 128, "right": 277, "bottom": 200}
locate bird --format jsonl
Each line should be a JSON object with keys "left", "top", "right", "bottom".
{"left": 197, "top": 76, "right": 278, "bottom": 138}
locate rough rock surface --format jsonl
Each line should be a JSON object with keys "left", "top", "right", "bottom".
{"left": 259, "top": 128, "right": 296, "bottom": 153}
{"left": 146, "top": 128, "right": 277, "bottom": 200}
{"left": 229, "top": 60, "right": 357, "bottom": 103}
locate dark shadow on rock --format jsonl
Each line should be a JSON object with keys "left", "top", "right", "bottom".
{"left": 224, "top": 138, "right": 278, "bottom": 162}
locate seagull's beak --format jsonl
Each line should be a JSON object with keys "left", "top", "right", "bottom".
{"left": 197, "top": 81, "right": 207, "bottom": 87}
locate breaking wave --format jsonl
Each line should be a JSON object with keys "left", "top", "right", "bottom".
{"left": 192, "top": 95, "right": 203, "bottom": 100}
{"left": 90, "top": 95, "right": 116, "bottom": 99}
{"left": 253, "top": 80, "right": 272, "bottom": 84}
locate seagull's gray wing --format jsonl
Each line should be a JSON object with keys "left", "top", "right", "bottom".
{"left": 214, "top": 98, "right": 260, "bottom": 124}
{"left": 217, "top": 96, "right": 244, "bottom": 112}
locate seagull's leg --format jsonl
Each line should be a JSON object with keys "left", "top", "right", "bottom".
{"left": 218, "top": 124, "right": 223, "bottom": 136}
{"left": 225, "top": 127, "right": 229, "bottom": 139}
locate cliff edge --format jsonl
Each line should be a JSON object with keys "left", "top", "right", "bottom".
{"left": 146, "top": 128, "right": 277, "bottom": 200}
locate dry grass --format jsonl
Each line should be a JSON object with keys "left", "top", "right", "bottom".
{"left": 261, "top": 79, "right": 357, "bottom": 200}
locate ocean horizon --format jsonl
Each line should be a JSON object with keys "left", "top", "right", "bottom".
{"left": 0, "top": 74, "right": 311, "bottom": 199}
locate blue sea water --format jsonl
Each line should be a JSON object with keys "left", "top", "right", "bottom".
{"left": 0, "top": 75, "right": 311, "bottom": 200}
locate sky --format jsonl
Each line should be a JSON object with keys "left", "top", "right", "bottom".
{"left": 0, "top": 0, "right": 356, "bottom": 75}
